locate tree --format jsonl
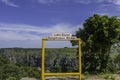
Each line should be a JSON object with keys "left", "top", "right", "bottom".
{"left": 73, "top": 14, "right": 120, "bottom": 73}
{"left": 1, "top": 64, "right": 21, "bottom": 80}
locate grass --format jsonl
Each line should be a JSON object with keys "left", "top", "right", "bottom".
{"left": 100, "top": 74, "right": 115, "bottom": 80}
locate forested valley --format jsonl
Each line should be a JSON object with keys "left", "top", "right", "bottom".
{"left": 0, "top": 45, "right": 120, "bottom": 80}
{"left": 0, "top": 48, "right": 79, "bottom": 80}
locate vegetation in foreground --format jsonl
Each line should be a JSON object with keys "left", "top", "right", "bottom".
{"left": 0, "top": 57, "right": 40, "bottom": 80}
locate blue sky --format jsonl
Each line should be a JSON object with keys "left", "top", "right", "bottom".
{"left": 0, "top": 0, "right": 120, "bottom": 48}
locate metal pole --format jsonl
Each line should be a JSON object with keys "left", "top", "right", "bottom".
{"left": 78, "top": 38, "right": 82, "bottom": 80}
{"left": 42, "top": 38, "right": 45, "bottom": 80}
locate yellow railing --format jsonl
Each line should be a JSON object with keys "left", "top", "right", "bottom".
{"left": 41, "top": 38, "right": 82, "bottom": 80}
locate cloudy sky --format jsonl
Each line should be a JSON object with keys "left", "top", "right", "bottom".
{"left": 0, "top": 0, "right": 120, "bottom": 48}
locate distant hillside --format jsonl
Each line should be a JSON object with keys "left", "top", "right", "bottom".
{"left": 0, "top": 48, "right": 78, "bottom": 72}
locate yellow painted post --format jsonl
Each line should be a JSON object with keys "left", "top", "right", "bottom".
{"left": 45, "top": 73, "right": 80, "bottom": 76}
{"left": 78, "top": 38, "right": 82, "bottom": 80}
{"left": 41, "top": 37, "right": 82, "bottom": 80}
{"left": 42, "top": 38, "right": 45, "bottom": 80}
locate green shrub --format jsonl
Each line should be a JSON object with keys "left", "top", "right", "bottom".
{"left": 103, "top": 74, "right": 115, "bottom": 80}
{"left": 6, "top": 77, "right": 17, "bottom": 80}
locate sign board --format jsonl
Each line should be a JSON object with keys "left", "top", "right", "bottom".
{"left": 47, "top": 33, "right": 76, "bottom": 40}
{"left": 42, "top": 35, "right": 82, "bottom": 80}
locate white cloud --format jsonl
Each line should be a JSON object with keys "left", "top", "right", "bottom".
{"left": 0, "top": 31, "right": 40, "bottom": 41}
{"left": 109, "top": 0, "right": 120, "bottom": 6}
{"left": 0, "top": 23, "right": 81, "bottom": 48}
{"left": 1, "top": 0, "right": 19, "bottom": 7}
{"left": 1, "top": 0, "right": 120, "bottom": 7}
{"left": 38, "top": 0, "right": 60, "bottom": 4}
{"left": 98, "top": 13, "right": 110, "bottom": 16}
{"left": 76, "top": 0, "right": 120, "bottom": 6}
{"left": 0, "top": 40, "right": 41, "bottom": 48}
{"left": 90, "top": 12, "right": 111, "bottom": 16}
{"left": 0, "top": 23, "right": 79, "bottom": 35}
{"left": 75, "top": 0, "right": 91, "bottom": 4}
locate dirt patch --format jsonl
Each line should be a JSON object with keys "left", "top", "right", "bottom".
{"left": 83, "top": 74, "right": 120, "bottom": 80}
{"left": 45, "top": 74, "right": 120, "bottom": 80}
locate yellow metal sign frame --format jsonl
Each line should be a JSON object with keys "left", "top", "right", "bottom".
{"left": 41, "top": 38, "right": 82, "bottom": 80}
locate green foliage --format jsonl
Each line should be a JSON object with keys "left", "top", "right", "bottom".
{"left": 0, "top": 48, "right": 78, "bottom": 73}
{"left": 0, "top": 64, "right": 20, "bottom": 79}
{"left": 102, "top": 74, "right": 115, "bottom": 80}
{"left": 81, "top": 77, "right": 87, "bottom": 80}
{"left": 114, "top": 53, "right": 120, "bottom": 70}
{"left": 0, "top": 57, "right": 9, "bottom": 66}
{"left": 6, "top": 77, "right": 17, "bottom": 80}
{"left": 0, "top": 57, "right": 41, "bottom": 80}
{"left": 0, "top": 48, "right": 78, "bottom": 79}
{"left": 19, "top": 67, "right": 41, "bottom": 79}
{"left": 73, "top": 14, "right": 120, "bottom": 73}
